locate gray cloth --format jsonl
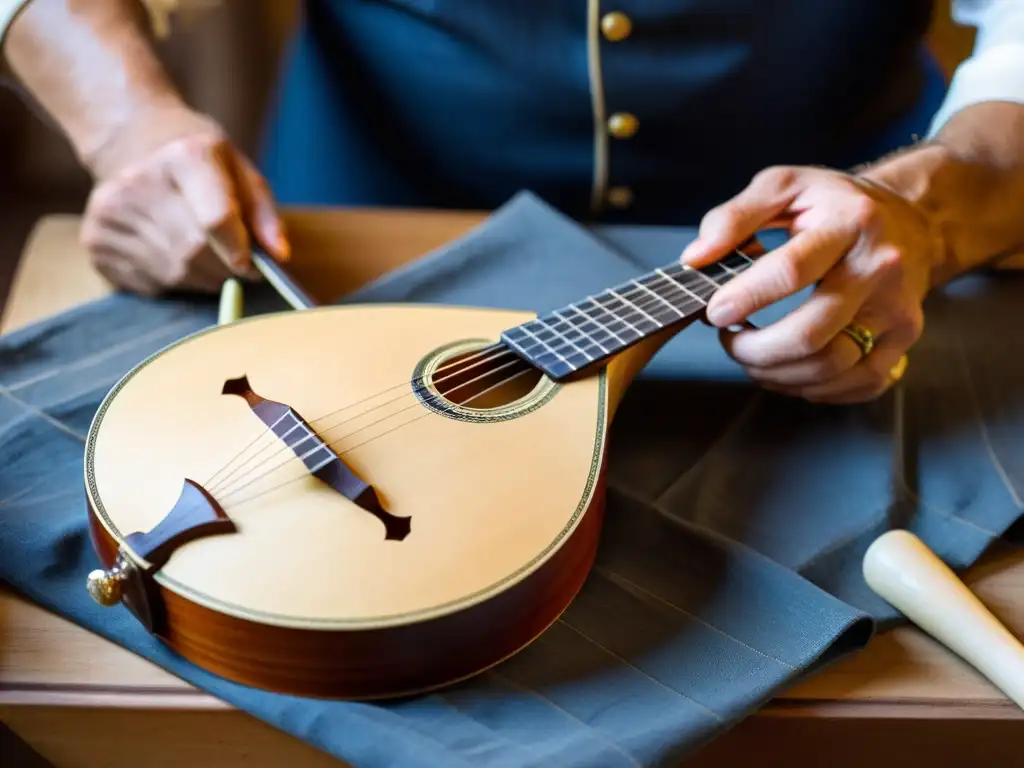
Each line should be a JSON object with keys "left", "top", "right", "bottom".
{"left": 1, "top": 191, "right": 1021, "bottom": 767}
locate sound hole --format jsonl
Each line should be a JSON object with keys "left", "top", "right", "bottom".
{"left": 429, "top": 348, "right": 543, "bottom": 410}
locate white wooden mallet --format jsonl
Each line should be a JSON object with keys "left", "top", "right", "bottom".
{"left": 863, "top": 529, "right": 1024, "bottom": 709}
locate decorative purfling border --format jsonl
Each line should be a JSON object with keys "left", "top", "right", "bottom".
{"left": 84, "top": 308, "right": 609, "bottom": 630}
{"left": 411, "top": 338, "right": 561, "bottom": 423}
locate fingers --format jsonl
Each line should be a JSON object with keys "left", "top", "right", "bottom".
{"left": 79, "top": 131, "right": 286, "bottom": 297}
{"left": 728, "top": 325, "right": 866, "bottom": 388}
{"left": 89, "top": 246, "right": 163, "bottom": 296}
{"left": 82, "top": 153, "right": 236, "bottom": 295}
{"left": 716, "top": 236, "right": 896, "bottom": 368}
{"left": 703, "top": 225, "right": 857, "bottom": 329}
{"left": 751, "top": 303, "right": 922, "bottom": 403}
{"left": 680, "top": 166, "right": 804, "bottom": 266}
{"left": 231, "top": 154, "right": 291, "bottom": 262}
{"left": 166, "top": 139, "right": 252, "bottom": 274}
{"left": 795, "top": 336, "right": 911, "bottom": 404}
{"left": 682, "top": 163, "right": 932, "bottom": 407}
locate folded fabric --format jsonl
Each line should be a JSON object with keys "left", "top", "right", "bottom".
{"left": 1, "top": 191, "right": 1022, "bottom": 768}
{"left": 345, "top": 191, "right": 1024, "bottom": 620}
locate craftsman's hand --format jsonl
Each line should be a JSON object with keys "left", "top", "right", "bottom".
{"left": 79, "top": 106, "right": 290, "bottom": 296}
{"left": 680, "top": 161, "right": 944, "bottom": 404}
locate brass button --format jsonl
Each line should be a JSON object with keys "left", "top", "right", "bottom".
{"left": 607, "top": 186, "right": 633, "bottom": 209}
{"left": 608, "top": 112, "right": 639, "bottom": 139}
{"left": 601, "top": 11, "right": 632, "bottom": 42}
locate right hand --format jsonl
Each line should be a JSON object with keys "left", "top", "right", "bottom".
{"left": 79, "top": 108, "right": 290, "bottom": 296}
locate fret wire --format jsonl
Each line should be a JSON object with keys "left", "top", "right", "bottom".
{"left": 607, "top": 287, "right": 662, "bottom": 327}
{"left": 658, "top": 261, "right": 719, "bottom": 299}
{"left": 516, "top": 323, "right": 576, "bottom": 368}
{"left": 622, "top": 291, "right": 684, "bottom": 328}
{"left": 703, "top": 262, "right": 733, "bottom": 281}
{"left": 287, "top": 410, "right": 311, "bottom": 434}
{"left": 565, "top": 303, "right": 629, "bottom": 346}
{"left": 502, "top": 332, "right": 578, "bottom": 375}
{"left": 584, "top": 295, "right": 646, "bottom": 337}
{"left": 568, "top": 300, "right": 637, "bottom": 343}
{"left": 531, "top": 295, "right": 652, "bottom": 361}
{"left": 503, "top": 251, "right": 756, "bottom": 374}
{"left": 652, "top": 268, "right": 706, "bottom": 307}
{"left": 638, "top": 277, "right": 704, "bottom": 320}
{"left": 551, "top": 309, "right": 619, "bottom": 354}
{"left": 561, "top": 307, "right": 622, "bottom": 354}
{"left": 533, "top": 295, "right": 649, "bottom": 363}
{"left": 661, "top": 269, "right": 716, "bottom": 304}
{"left": 282, "top": 412, "right": 334, "bottom": 465}
{"left": 549, "top": 309, "right": 613, "bottom": 355}
{"left": 603, "top": 283, "right": 700, "bottom": 327}
{"left": 682, "top": 265, "right": 722, "bottom": 291}
{"left": 596, "top": 292, "right": 668, "bottom": 331}
{"left": 309, "top": 451, "right": 336, "bottom": 477}
{"left": 532, "top": 316, "right": 597, "bottom": 361}
{"left": 630, "top": 277, "right": 686, "bottom": 321}
{"left": 577, "top": 249, "right": 746, "bottom": 315}
{"left": 284, "top": 412, "right": 323, "bottom": 449}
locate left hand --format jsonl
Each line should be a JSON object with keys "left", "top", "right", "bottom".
{"left": 680, "top": 163, "right": 943, "bottom": 404}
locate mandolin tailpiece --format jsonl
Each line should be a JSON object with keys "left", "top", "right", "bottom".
{"left": 86, "top": 476, "right": 237, "bottom": 633}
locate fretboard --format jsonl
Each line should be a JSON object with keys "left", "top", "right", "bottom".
{"left": 500, "top": 249, "right": 753, "bottom": 381}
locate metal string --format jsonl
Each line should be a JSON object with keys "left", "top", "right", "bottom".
{"left": 115, "top": 255, "right": 757, "bottom": 542}
{"left": 200, "top": 258, "right": 749, "bottom": 503}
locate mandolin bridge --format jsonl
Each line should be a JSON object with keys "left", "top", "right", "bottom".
{"left": 222, "top": 375, "right": 411, "bottom": 541}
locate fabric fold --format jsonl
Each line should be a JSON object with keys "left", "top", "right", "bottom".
{"left": 1, "top": 191, "right": 1022, "bottom": 767}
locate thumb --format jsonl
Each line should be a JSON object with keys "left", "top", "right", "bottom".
{"left": 232, "top": 154, "right": 291, "bottom": 263}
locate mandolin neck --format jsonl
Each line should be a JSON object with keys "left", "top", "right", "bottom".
{"left": 499, "top": 249, "right": 754, "bottom": 381}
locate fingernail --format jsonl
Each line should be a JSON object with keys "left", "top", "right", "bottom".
{"left": 680, "top": 241, "right": 703, "bottom": 264}
{"left": 274, "top": 219, "right": 291, "bottom": 260}
{"left": 263, "top": 218, "right": 290, "bottom": 260}
{"left": 706, "top": 301, "right": 736, "bottom": 327}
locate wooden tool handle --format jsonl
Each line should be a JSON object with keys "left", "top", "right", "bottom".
{"left": 218, "top": 278, "right": 244, "bottom": 325}
{"left": 863, "top": 530, "right": 1024, "bottom": 710}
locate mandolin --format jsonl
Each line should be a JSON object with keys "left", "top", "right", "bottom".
{"left": 84, "top": 246, "right": 754, "bottom": 699}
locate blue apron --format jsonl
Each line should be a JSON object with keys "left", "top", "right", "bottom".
{"left": 259, "top": 0, "right": 945, "bottom": 225}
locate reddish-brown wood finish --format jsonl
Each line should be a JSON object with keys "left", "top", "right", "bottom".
{"left": 85, "top": 462, "right": 608, "bottom": 700}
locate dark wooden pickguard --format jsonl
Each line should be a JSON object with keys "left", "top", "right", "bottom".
{"left": 222, "top": 375, "right": 410, "bottom": 541}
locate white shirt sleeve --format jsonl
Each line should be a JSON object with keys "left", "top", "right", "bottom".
{"left": 928, "top": 0, "right": 1024, "bottom": 136}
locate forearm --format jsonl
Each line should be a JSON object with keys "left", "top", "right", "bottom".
{"left": 1, "top": 0, "right": 187, "bottom": 177}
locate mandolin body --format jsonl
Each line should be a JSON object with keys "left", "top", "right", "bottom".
{"left": 85, "top": 303, "right": 669, "bottom": 699}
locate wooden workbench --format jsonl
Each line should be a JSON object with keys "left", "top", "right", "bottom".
{"left": 2, "top": 209, "right": 1023, "bottom": 767}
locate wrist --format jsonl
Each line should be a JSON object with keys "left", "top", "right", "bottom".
{"left": 857, "top": 144, "right": 958, "bottom": 290}
{"left": 859, "top": 139, "right": 1024, "bottom": 288}
{"left": 83, "top": 99, "right": 223, "bottom": 181}
{"left": 3, "top": 0, "right": 204, "bottom": 180}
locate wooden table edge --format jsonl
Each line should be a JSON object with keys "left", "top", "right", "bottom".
{"left": 2, "top": 684, "right": 1020, "bottom": 720}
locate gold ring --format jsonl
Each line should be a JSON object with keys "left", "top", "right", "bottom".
{"left": 841, "top": 323, "right": 876, "bottom": 357}
{"left": 889, "top": 354, "right": 909, "bottom": 382}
